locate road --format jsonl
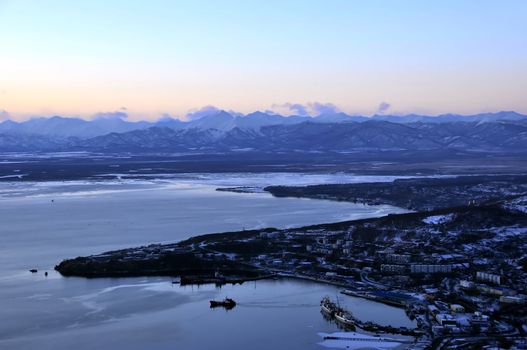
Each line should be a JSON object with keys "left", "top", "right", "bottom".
{"left": 360, "top": 270, "right": 389, "bottom": 290}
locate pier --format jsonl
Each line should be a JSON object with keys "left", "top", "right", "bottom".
{"left": 323, "top": 335, "right": 413, "bottom": 344}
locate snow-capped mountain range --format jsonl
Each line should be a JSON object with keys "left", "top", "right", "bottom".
{"left": 0, "top": 110, "right": 526, "bottom": 152}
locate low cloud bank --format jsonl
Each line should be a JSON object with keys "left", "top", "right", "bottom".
{"left": 272, "top": 102, "right": 341, "bottom": 116}
{"left": 92, "top": 111, "right": 129, "bottom": 120}
{"left": 185, "top": 105, "right": 220, "bottom": 121}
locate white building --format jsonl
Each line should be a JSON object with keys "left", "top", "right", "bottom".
{"left": 450, "top": 304, "right": 465, "bottom": 312}
{"left": 476, "top": 271, "right": 504, "bottom": 285}
{"left": 411, "top": 264, "right": 452, "bottom": 274}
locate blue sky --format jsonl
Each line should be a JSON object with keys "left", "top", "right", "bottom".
{"left": 1, "top": 0, "right": 526, "bottom": 120}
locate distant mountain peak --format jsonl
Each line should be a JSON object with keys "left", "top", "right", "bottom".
{"left": 0, "top": 110, "right": 525, "bottom": 143}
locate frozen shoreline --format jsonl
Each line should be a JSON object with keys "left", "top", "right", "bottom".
{"left": 0, "top": 171, "right": 452, "bottom": 200}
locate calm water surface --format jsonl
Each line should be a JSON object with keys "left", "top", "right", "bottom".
{"left": 0, "top": 173, "right": 413, "bottom": 349}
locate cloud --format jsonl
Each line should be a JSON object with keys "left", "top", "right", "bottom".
{"left": 377, "top": 102, "right": 391, "bottom": 114}
{"left": 291, "top": 104, "right": 309, "bottom": 116}
{"left": 185, "top": 105, "right": 220, "bottom": 121}
{"left": 270, "top": 103, "right": 298, "bottom": 116}
{"left": 0, "top": 109, "right": 11, "bottom": 121}
{"left": 284, "top": 103, "right": 309, "bottom": 116}
{"left": 309, "top": 102, "right": 340, "bottom": 115}
{"left": 92, "top": 111, "right": 129, "bottom": 120}
{"left": 271, "top": 102, "right": 341, "bottom": 116}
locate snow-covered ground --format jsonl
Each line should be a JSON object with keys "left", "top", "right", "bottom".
{"left": 318, "top": 332, "right": 405, "bottom": 349}
{"left": 0, "top": 172, "right": 442, "bottom": 199}
{"left": 422, "top": 214, "right": 455, "bottom": 225}
{"left": 502, "top": 195, "right": 527, "bottom": 214}
{"left": 95, "top": 172, "right": 433, "bottom": 188}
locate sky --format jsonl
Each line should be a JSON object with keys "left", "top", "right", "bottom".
{"left": 1, "top": 0, "right": 526, "bottom": 121}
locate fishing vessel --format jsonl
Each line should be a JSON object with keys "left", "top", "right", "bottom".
{"left": 210, "top": 298, "right": 236, "bottom": 309}
{"left": 320, "top": 296, "right": 337, "bottom": 316}
{"left": 320, "top": 296, "right": 356, "bottom": 329}
{"left": 334, "top": 309, "right": 355, "bottom": 328}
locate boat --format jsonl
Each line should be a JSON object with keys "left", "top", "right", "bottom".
{"left": 210, "top": 298, "right": 236, "bottom": 309}
{"left": 320, "top": 296, "right": 356, "bottom": 329}
{"left": 320, "top": 296, "right": 337, "bottom": 316}
{"left": 334, "top": 309, "right": 355, "bottom": 328}
{"left": 29, "top": 269, "right": 38, "bottom": 273}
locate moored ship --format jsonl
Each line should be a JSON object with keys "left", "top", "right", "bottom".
{"left": 320, "top": 297, "right": 356, "bottom": 330}
{"left": 320, "top": 296, "right": 337, "bottom": 316}
{"left": 334, "top": 309, "right": 355, "bottom": 328}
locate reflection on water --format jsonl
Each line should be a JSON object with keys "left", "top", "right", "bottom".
{"left": 1, "top": 277, "right": 414, "bottom": 350}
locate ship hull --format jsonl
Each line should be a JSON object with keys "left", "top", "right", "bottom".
{"left": 334, "top": 313, "right": 356, "bottom": 328}
{"left": 321, "top": 304, "right": 334, "bottom": 316}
